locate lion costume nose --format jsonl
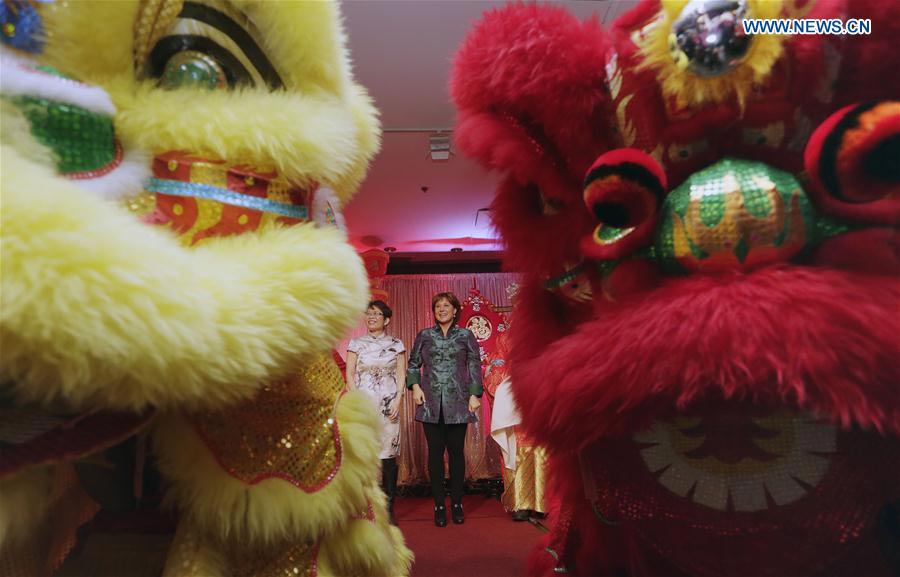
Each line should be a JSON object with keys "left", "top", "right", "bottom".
{"left": 654, "top": 158, "right": 815, "bottom": 273}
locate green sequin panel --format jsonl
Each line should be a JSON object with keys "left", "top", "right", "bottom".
{"left": 597, "top": 224, "right": 633, "bottom": 243}
{"left": 15, "top": 96, "right": 116, "bottom": 174}
{"left": 656, "top": 194, "right": 707, "bottom": 273}
{"left": 654, "top": 158, "right": 818, "bottom": 272}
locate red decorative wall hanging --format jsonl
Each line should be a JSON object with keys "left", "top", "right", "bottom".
{"left": 459, "top": 285, "right": 509, "bottom": 368}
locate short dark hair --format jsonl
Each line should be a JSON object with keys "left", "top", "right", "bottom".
{"left": 431, "top": 292, "right": 461, "bottom": 325}
{"left": 368, "top": 300, "right": 392, "bottom": 319}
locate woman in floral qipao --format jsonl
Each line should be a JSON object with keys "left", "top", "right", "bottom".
{"left": 346, "top": 300, "right": 406, "bottom": 524}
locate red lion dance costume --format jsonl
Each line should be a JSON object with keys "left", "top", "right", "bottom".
{"left": 451, "top": 1, "right": 899, "bottom": 576}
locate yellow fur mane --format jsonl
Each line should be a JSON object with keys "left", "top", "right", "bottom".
{"left": 1, "top": 1, "right": 410, "bottom": 573}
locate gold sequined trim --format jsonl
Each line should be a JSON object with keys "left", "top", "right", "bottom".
{"left": 163, "top": 524, "right": 319, "bottom": 577}
{"left": 229, "top": 539, "right": 319, "bottom": 577}
{"left": 134, "top": 0, "right": 185, "bottom": 78}
{"left": 190, "top": 355, "right": 344, "bottom": 491}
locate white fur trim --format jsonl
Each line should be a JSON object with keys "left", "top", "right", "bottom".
{"left": 69, "top": 146, "right": 152, "bottom": 202}
{"left": 312, "top": 186, "right": 347, "bottom": 232}
{"left": 0, "top": 52, "right": 115, "bottom": 115}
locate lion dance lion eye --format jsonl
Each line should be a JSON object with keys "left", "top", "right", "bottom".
{"left": 144, "top": 1, "right": 284, "bottom": 91}
{"left": 159, "top": 50, "right": 227, "bottom": 90}
{"left": 581, "top": 149, "right": 668, "bottom": 261}
{"left": 803, "top": 100, "right": 900, "bottom": 226}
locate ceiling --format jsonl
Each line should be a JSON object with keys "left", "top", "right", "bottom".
{"left": 340, "top": 0, "right": 638, "bottom": 264}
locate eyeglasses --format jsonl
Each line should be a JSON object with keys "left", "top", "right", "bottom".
{"left": 365, "top": 311, "right": 384, "bottom": 317}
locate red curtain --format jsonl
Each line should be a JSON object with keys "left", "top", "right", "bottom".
{"left": 338, "top": 272, "right": 520, "bottom": 485}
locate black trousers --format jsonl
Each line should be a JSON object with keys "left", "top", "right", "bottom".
{"left": 422, "top": 411, "right": 468, "bottom": 506}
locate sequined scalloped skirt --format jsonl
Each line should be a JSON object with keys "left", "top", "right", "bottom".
{"left": 189, "top": 355, "right": 344, "bottom": 492}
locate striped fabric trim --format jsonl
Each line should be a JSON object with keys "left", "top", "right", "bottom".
{"left": 145, "top": 177, "right": 308, "bottom": 219}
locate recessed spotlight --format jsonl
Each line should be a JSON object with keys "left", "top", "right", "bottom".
{"left": 450, "top": 247, "right": 463, "bottom": 253}
{"left": 384, "top": 246, "right": 397, "bottom": 253}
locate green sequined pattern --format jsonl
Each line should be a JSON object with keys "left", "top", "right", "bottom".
{"left": 14, "top": 95, "right": 116, "bottom": 174}
{"left": 654, "top": 158, "right": 815, "bottom": 272}
{"left": 598, "top": 224, "right": 632, "bottom": 242}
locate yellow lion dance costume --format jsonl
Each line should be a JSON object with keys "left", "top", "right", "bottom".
{"left": 0, "top": 1, "right": 411, "bottom": 575}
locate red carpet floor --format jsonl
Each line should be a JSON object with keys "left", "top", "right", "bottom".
{"left": 395, "top": 496, "right": 546, "bottom": 577}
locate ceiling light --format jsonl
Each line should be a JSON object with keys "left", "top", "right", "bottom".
{"left": 429, "top": 133, "right": 452, "bottom": 162}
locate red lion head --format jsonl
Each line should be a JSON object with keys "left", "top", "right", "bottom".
{"left": 452, "top": 1, "right": 899, "bottom": 575}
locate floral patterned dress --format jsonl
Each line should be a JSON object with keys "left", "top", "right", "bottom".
{"left": 347, "top": 334, "right": 405, "bottom": 459}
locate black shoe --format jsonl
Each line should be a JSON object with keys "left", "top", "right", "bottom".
{"left": 434, "top": 505, "right": 447, "bottom": 527}
{"left": 511, "top": 509, "right": 530, "bottom": 522}
{"left": 451, "top": 503, "right": 465, "bottom": 524}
